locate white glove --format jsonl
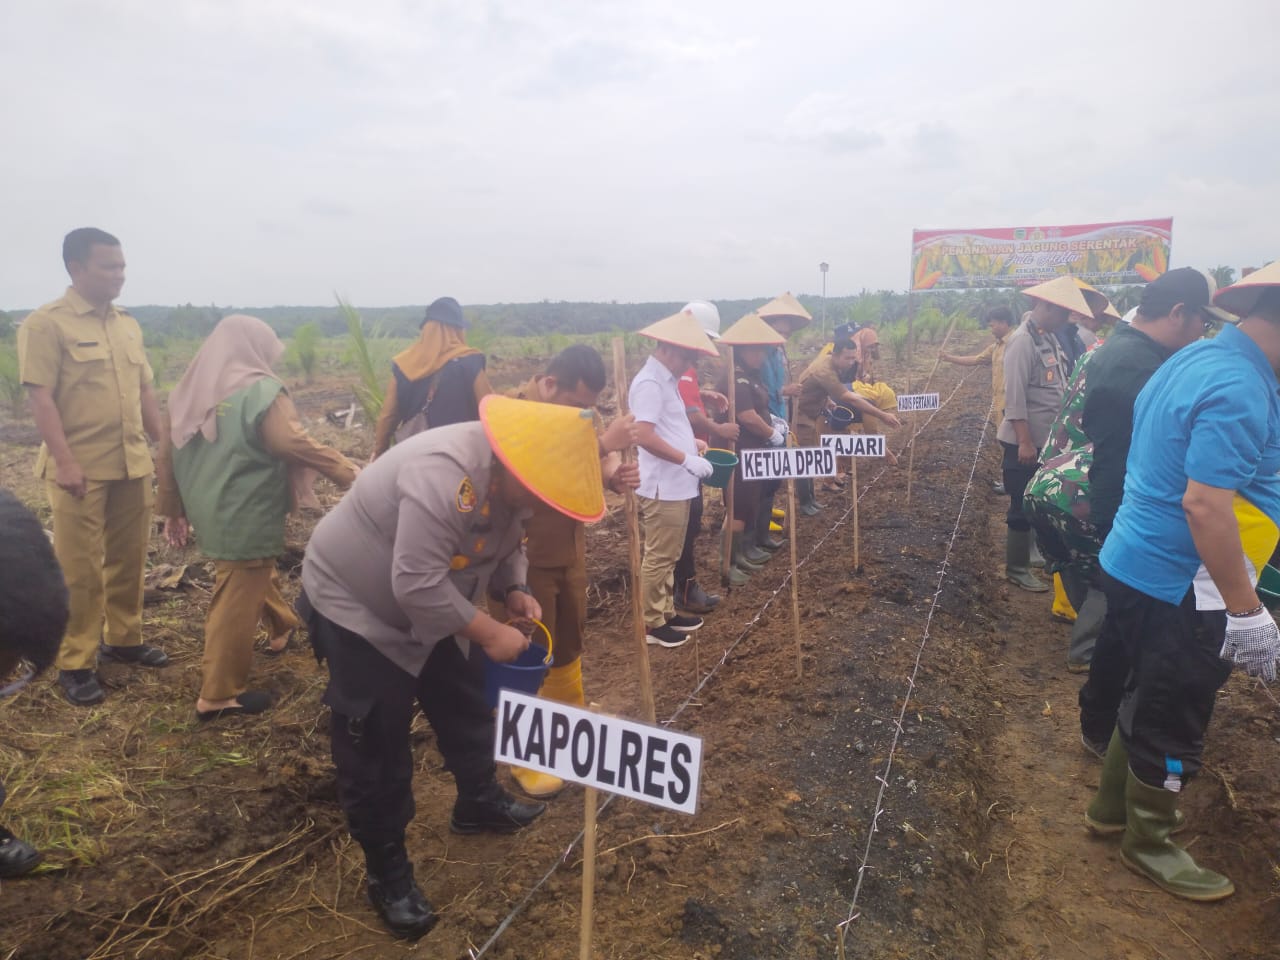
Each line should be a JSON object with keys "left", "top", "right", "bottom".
{"left": 682, "top": 454, "right": 715, "bottom": 479}
{"left": 1221, "top": 607, "right": 1280, "bottom": 682}
{"left": 770, "top": 414, "right": 789, "bottom": 435}
{"left": 767, "top": 427, "right": 787, "bottom": 447}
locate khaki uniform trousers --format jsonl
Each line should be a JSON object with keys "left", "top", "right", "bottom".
{"left": 47, "top": 477, "right": 153, "bottom": 671}
{"left": 527, "top": 557, "right": 588, "bottom": 666}
{"left": 638, "top": 497, "right": 691, "bottom": 629}
{"left": 202, "top": 558, "right": 298, "bottom": 700}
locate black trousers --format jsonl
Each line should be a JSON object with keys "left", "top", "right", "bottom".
{"left": 1091, "top": 573, "right": 1231, "bottom": 788}
{"left": 1000, "top": 441, "right": 1038, "bottom": 531}
{"left": 308, "top": 606, "right": 495, "bottom": 851}
{"left": 673, "top": 489, "right": 703, "bottom": 588}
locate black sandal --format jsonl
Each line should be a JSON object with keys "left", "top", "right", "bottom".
{"left": 196, "top": 690, "right": 273, "bottom": 722}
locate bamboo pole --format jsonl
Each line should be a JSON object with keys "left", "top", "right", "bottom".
{"left": 578, "top": 703, "right": 602, "bottom": 960}
{"left": 851, "top": 454, "right": 861, "bottom": 574}
{"left": 922, "top": 312, "right": 961, "bottom": 393}
{"left": 787, "top": 403, "right": 803, "bottom": 680}
{"left": 611, "top": 339, "right": 657, "bottom": 724}
{"left": 904, "top": 294, "right": 917, "bottom": 506}
{"left": 720, "top": 345, "right": 736, "bottom": 587}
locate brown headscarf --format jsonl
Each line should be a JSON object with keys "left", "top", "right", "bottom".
{"left": 393, "top": 320, "right": 479, "bottom": 382}
{"left": 853, "top": 327, "right": 880, "bottom": 380}
{"left": 168, "top": 314, "right": 284, "bottom": 449}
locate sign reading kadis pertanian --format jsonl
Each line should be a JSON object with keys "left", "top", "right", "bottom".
{"left": 822, "top": 434, "right": 886, "bottom": 457}
{"left": 739, "top": 446, "right": 837, "bottom": 481}
{"left": 495, "top": 690, "right": 703, "bottom": 815}
{"left": 910, "top": 218, "right": 1172, "bottom": 290}
{"left": 896, "top": 393, "right": 940, "bottom": 413}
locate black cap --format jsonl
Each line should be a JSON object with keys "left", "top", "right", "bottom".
{"left": 833, "top": 322, "right": 858, "bottom": 342}
{"left": 423, "top": 296, "right": 467, "bottom": 329}
{"left": 1139, "top": 268, "right": 1234, "bottom": 324}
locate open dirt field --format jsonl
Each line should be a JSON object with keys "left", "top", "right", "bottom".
{"left": 1, "top": 335, "right": 1277, "bottom": 960}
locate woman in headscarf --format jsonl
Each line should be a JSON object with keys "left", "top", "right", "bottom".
{"left": 157, "top": 315, "right": 358, "bottom": 720}
{"left": 372, "top": 296, "right": 494, "bottom": 457}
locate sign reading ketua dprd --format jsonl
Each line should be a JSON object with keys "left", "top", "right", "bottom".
{"left": 739, "top": 446, "right": 837, "bottom": 481}
{"left": 495, "top": 690, "right": 703, "bottom": 815}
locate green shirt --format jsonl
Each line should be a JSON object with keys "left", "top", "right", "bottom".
{"left": 172, "top": 378, "right": 290, "bottom": 560}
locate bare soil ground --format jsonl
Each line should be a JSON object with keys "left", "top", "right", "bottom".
{"left": 1, "top": 336, "right": 1276, "bottom": 960}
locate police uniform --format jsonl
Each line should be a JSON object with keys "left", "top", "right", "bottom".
{"left": 997, "top": 317, "right": 1067, "bottom": 531}
{"left": 17, "top": 288, "right": 155, "bottom": 671}
{"left": 301, "top": 422, "right": 532, "bottom": 855}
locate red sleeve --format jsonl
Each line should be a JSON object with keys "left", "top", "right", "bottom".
{"left": 677, "top": 369, "right": 705, "bottom": 415}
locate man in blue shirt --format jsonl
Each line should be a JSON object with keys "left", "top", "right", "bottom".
{"left": 1085, "top": 262, "right": 1280, "bottom": 902}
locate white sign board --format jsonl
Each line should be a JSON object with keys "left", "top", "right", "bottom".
{"left": 495, "top": 690, "right": 703, "bottom": 815}
{"left": 739, "top": 446, "right": 837, "bottom": 481}
{"left": 897, "top": 393, "right": 940, "bottom": 413}
{"left": 822, "top": 434, "right": 886, "bottom": 457}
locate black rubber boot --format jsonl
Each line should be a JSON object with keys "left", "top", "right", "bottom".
{"left": 450, "top": 779, "right": 545, "bottom": 835}
{"left": 755, "top": 500, "right": 784, "bottom": 551}
{"left": 0, "top": 827, "right": 41, "bottom": 878}
{"left": 798, "top": 479, "right": 821, "bottom": 516}
{"left": 364, "top": 842, "right": 439, "bottom": 940}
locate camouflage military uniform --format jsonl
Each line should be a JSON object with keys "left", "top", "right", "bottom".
{"left": 1023, "top": 349, "right": 1101, "bottom": 573}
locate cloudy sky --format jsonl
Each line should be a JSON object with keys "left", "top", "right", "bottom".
{"left": 2, "top": 0, "right": 1276, "bottom": 309}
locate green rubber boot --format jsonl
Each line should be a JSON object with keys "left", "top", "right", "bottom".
{"left": 721, "top": 533, "right": 753, "bottom": 587}
{"left": 1005, "top": 529, "right": 1048, "bottom": 592}
{"left": 1085, "top": 731, "right": 1185, "bottom": 836}
{"left": 798, "top": 479, "right": 821, "bottom": 517}
{"left": 1120, "top": 771, "right": 1233, "bottom": 901}
{"left": 755, "top": 499, "right": 784, "bottom": 551}
{"left": 741, "top": 515, "right": 772, "bottom": 565}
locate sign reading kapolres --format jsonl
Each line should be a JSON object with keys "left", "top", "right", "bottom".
{"left": 910, "top": 219, "right": 1173, "bottom": 290}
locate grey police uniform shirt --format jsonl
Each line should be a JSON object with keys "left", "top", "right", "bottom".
{"left": 302, "top": 421, "right": 529, "bottom": 677}
{"left": 997, "top": 319, "right": 1068, "bottom": 449}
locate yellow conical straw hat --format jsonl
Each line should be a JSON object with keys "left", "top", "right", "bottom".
{"left": 1021, "top": 276, "right": 1095, "bottom": 318}
{"left": 637, "top": 309, "right": 720, "bottom": 356}
{"left": 480, "top": 396, "right": 605, "bottom": 523}
{"left": 757, "top": 292, "right": 813, "bottom": 327}
{"left": 1214, "top": 261, "right": 1280, "bottom": 318}
{"left": 1074, "top": 279, "right": 1122, "bottom": 320}
{"left": 718, "top": 311, "right": 787, "bottom": 346}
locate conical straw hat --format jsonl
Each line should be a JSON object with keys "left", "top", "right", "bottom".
{"left": 757, "top": 292, "right": 813, "bottom": 327}
{"left": 637, "top": 309, "right": 720, "bottom": 356}
{"left": 480, "top": 396, "right": 605, "bottom": 523}
{"left": 1074, "top": 279, "right": 1122, "bottom": 320}
{"left": 1021, "top": 276, "right": 1095, "bottom": 318}
{"left": 1214, "top": 261, "right": 1280, "bottom": 318}
{"left": 718, "top": 312, "right": 786, "bottom": 346}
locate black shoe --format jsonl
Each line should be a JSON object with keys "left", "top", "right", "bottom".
{"left": 58, "top": 669, "right": 104, "bottom": 706}
{"left": 196, "top": 690, "right": 273, "bottom": 722}
{"left": 0, "top": 827, "right": 41, "bottom": 878}
{"left": 992, "top": 481, "right": 1007, "bottom": 495}
{"left": 1081, "top": 732, "right": 1109, "bottom": 761}
{"left": 450, "top": 781, "right": 546, "bottom": 835}
{"left": 675, "top": 581, "right": 720, "bottom": 615}
{"left": 800, "top": 500, "right": 822, "bottom": 517}
{"left": 363, "top": 845, "right": 439, "bottom": 940}
{"left": 99, "top": 643, "right": 169, "bottom": 667}
{"left": 666, "top": 614, "right": 704, "bottom": 633}
{"left": 645, "top": 624, "right": 691, "bottom": 648}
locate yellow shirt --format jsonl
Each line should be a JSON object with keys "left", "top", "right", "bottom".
{"left": 17, "top": 287, "right": 155, "bottom": 481}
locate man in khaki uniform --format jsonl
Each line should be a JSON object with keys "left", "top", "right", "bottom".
{"left": 17, "top": 228, "right": 169, "bottom": 706}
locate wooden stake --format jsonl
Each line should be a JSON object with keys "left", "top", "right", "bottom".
{"left": 851, "top": 454, "right": 861, "bottom": 574}
{"left": 904, "top": 294, "right": 917, "bottom": 506}
{"left": 611, "top": 339, "right": 657, "bottom": 724}
{"left": 720, "top": 344, "right": 736, "bottom": 587}
{"left": 906, "top": 312, "right": 959, "bottom": 506}
{"left": 579, "top": 703, "right": 602, "bottom": 960}
{"left": 787, "top": 404, "right": 803, "bottom": 680}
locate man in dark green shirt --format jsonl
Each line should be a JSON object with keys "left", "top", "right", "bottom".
{"left": 1077, "top": 269, "right": 1229, "bottom": 754}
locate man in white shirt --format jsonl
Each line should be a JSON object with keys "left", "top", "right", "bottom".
{"left": 629, "top": 310, "right": 720, "bottom": 648}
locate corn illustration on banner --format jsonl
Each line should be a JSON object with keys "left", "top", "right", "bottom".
{"left": 910, "top": 218, "right": 1173, "bottom": 290}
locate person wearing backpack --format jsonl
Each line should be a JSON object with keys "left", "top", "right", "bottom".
{"left": 372, "top": 297, "right": 493, "bottom": 456}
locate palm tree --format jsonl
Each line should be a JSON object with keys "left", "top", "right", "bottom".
{"left": 1208, "top": 265, "right": 1236, "bottom": 289}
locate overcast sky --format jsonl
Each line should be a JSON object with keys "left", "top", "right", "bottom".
{"left": 2, "top": 0, "right": 1276, "bottom": 309}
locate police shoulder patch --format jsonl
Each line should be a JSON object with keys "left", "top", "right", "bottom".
{"left": 456, "top": 476, "right": 477, "bottom": 513}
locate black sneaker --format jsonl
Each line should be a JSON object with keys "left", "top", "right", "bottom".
{"left": 367, "top": 873, "right": 438, "bottom": 940}
{"left": 99, "top": 643, "right": 169, "bottom": 667}
{"left": 0, "top": 827, "right": 42, "bottom": 878}
{"left": 1081, "top": 733, "right": 1108, "bottom": 761}
{"left": 666, "top": 614, "right": 704, "bottom": 633}
{"left": 450, "top": 781, "right": 545, "bottom": 835}
{"left": 646, "top": 625, "right": 690, "bottom": 648}
{"left": 57, "top": 669, "right": 104, "bottom": 706}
